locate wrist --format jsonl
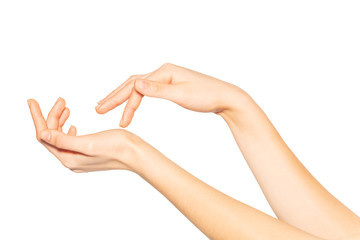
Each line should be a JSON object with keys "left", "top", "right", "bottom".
{"left": 119, "top": 133, "right": 162, "bottom": 174}
{"left": 217, "top": 88, "right": 259, "bottom": 127}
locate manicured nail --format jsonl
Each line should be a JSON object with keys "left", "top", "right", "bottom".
{"left": 41, "top": 131, "right": 51, "bottom": 141}
{"left": 56, "top": 97, "right": 61, "bottom": 103}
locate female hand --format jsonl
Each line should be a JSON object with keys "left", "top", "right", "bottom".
{"left": 28, "top": 98, "right": 147, "bottom": 173}
{"left": 96, "top": 63, "right": 250, "bottom": 127}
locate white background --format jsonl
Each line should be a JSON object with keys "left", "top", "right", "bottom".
{"left": 1, "top": 1, "right": 359, "bottom": 239}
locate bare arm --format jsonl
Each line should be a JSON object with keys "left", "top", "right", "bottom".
{"left": 97, "top": 63, "right": 360, "bottom": 239}
{"left": 130, "top": 139, "right": 322, "bottom": 240}
{"left": 219, "top": 93, "right": 360, "bottom": 239}
{"left": 28, "top": 98, "right": 321, "bottom": 240}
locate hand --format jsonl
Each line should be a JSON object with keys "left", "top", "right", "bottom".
{"left": 96, "top": 63, "right": 249, "bottom": 127}
{"left": 28, "top": 98, "right": 147, "bottom": 173}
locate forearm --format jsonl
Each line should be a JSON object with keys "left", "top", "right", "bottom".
{"left": 219, "top": 90, "right": 360, "bottom": 239}
{"left": 128, "top": 142, "right": 321, "bottom": 240}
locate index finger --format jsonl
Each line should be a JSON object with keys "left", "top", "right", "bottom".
{"left": 27, "top": 99, "right": 48, "bottom": 140}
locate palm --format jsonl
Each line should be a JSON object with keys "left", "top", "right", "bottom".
{"left": 28, "top": 98, "right": 130, "bottom": 173}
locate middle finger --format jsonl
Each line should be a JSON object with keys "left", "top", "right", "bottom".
{"left": 47, "top": 97, "right": 66, "bottom": 129}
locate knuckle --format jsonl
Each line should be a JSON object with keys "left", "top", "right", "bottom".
{"left": 159, "top": 62, "right": 173, "bottom": 71}
{"left": 52, "top": 135, "right": 61, "bottom": 148}
{"left": 128, "top": 74, "right": 139, "bottom": 81}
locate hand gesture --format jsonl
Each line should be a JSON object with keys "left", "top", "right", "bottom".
{"left": 96, "top": 63, "right": 247, "bottom": 127}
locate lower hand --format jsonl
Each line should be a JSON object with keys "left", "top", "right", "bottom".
{"left": 28, "top": 98, "right": 148, "bottom": 173}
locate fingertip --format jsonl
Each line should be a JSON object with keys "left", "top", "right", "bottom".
{"left": 119, "top": 120, "right": 126, "bottom": 128}
{"left": 67, "top": 125, "right": 77, "bottom": 136}
{"left": 121, "top": 121, "right": 130, "bottom": 128}
{"left": 62, "top": 107, "right": 70, "bottom": 115}
{"left": 58, "top": 97, "right": 66, "bottom": 106}
{"left": 120, "top": 114, "right": 132, "bottom": 128}
{"left": 95, "top": 104, "right": 101, "bottom": 113}
{"left": 119, "top": 112, "right": 127, "bottom": 128}
{"left": 27, "top": 99, "right": 37, "bottom": 107}
{"left": 57, "top": 96, "right": 64, "bottom": 102}
{"left": 95, "top": 105, "right": 109, "bottom": 114}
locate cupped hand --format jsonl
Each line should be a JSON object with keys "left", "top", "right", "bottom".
{"left": 28, "top": 98, "right": 146, "bottom": 173}
{"left": 96, "top": 63, "right": 248, "bottom": 127}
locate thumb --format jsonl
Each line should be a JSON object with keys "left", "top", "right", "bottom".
{"left": 40, "top": 129, "right": 90, "bottom": 154}
{"left": 134, "top": 79, "right": 181, "bottom": 102}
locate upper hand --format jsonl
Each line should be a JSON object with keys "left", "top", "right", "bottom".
{"left": 96, "top": 63, "right": 248, "bottom": 127}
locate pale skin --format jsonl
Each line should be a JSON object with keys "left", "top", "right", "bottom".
{"left": 28, "top": 63, "right": 360, "bottom": 240}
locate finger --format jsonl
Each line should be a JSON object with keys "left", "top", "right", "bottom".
{"left": 97, "top": 72, "right": 152, "bottom": 105}
{"left": 97, "top": 74, "right": 146, "bottom": 105}
{"left": 47, "top": 97, "right": 66, "bottom": 130}
{"left": 28, "top": 99, "right": 48, "bottom": 140}
{"left": 59, "top": 107, "right": 70, "bottom": 128}
{"left": 97, "top": 79, "right": 132, "bottom": 105}
{"left": 120, "top": 89, "right": 143, "bottom": 128}
{"left": 96, "top": 81, "right": 134, "bottom": 114}
{"left": 28, "top": 99, "right": 69, "bottom": 160}
{"left": 40, "top": 129, "right": 90, "bottom": 154}
{"left": 67, "top": 125, "right": 77, "bottom": 136}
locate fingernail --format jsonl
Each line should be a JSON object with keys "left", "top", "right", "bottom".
{"left": 27, "top": 99, "right": 31, "bottom": 107}
{"left": 56, "top": 97, "right": 62, "bottom": 103}
{"left": 41, "top": 131, "right": 51, "bottom": 141}
{"left": 95, "top": 104, "right": 102, "bottom": 111}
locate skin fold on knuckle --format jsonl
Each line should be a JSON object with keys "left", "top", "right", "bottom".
{"left": 159, "top": 62, "right": 173, "bottom": 71}
{"left": 52, "top": 134, "right": 62, "bottom": 148}
{"left": 128, "top": 74, "right": 139, "bottom": 81}
{"left": 155, "top": 63, "right": 175, "bottom": 84}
